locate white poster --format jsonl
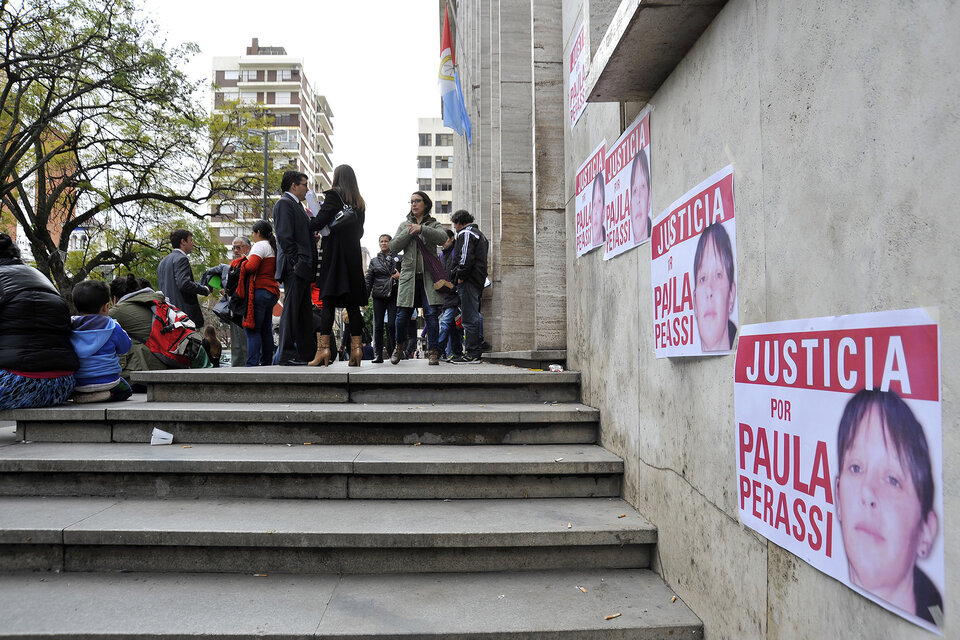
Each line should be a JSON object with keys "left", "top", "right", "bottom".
{"left": 567, "top": 13, "right": 587, "bottom": 129}
{"left": 575, "top": 140, "right": 605, "bottom": 257}
{"left": 650, "top": 166, "right": 737, "bottom": 357}
{"left": 734, "top": 308, "right": 943, "bottom": 632}
{"left": 603, "top": 108, "right": 651, "bottom": 261}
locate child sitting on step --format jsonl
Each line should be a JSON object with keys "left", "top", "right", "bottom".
{"left": 69, "top": 280, "right": 134, "bottom": 403}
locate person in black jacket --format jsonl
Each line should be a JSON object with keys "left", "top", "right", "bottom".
{"left": 156, "top": 228, "right": 211, "bottom": 329}
{"left": 0, "top": 233, "right": 78, "bottom": 409}
{"left": 307, "top": 164, "right": 367, "bottom": 367}
{"left": 438, "top": 229, "right": 462, "bottom": 361}
{"left": 364, "top": 234, "right": 401, "bottom": 363}
{"left": 449, "top": 210, "right": 488, "bottom": 363}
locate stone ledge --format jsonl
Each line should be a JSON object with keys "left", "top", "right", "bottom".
{"left": 586, "top": 0, "right": 727, "bottom": 103}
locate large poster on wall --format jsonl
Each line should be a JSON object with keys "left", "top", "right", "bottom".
{"left": 734, "top": 308, "right": 943, "bottom": 632}
{"left": 650, "top": 165, "right": 736, "bottom": 357}
{"left": 603, "top": 108, "right": 651, "bottom": 260}
{"left": 567, "top": 12, "right": 587, "bottom": 129}
{"left": 575, "top": 140, "right": 606, "bottom": 257}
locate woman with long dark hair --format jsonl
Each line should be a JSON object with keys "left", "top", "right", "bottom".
{"left": 238, "top": 219, "right": 280, "bottom": 366}
{"left": 364, "top": 233, "right": 401, "bottom": 363}
{"left": 308, "top": 164, "right": 367, "bottom": 366}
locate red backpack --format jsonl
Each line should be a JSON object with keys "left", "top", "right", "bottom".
{"left": 144, "top": 298, "right": 203, "bottom": 368}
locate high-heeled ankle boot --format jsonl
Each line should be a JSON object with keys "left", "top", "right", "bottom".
{"left": 308, "top": 334, "right": 332, "bottom": 366}
{"left": 348, "top": 335, "right": 363, "bottom": 367}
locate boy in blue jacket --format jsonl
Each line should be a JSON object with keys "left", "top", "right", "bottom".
{"left": 70, "top": 280, "right": 133, "bottom": 403}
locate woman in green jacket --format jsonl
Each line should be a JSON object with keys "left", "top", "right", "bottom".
{"left": 389, "top": 191, "right": 448, "bottom": 365}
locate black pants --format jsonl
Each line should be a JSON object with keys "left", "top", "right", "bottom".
{"left": 276, "top": 275, "right": 316, "bottom": 362}
{"left": 372, "top": 295, "right": 398, "bottom": 356}
{"left": 320, "top": 302, "right": 363, "bottom": 337}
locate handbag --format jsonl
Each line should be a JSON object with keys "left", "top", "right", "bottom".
{"left": 321, "top": 204, "right": 358, "bottom": 236}
{"left": 414, "top": 235, "right": 454, "bottom": 291}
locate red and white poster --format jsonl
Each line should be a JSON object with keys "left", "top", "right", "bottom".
{"left": 568, "top": 13, "right": 587, "bottom": 129}
{"left": 603, "top": 108, "right": 651, "bottom": 260}
{"left": 735, "top": 308, "right": 943, "bottom": 632}
{"left": 650, "top": 165, "right": 736, "bottom": 357}
{"left": 575, "top": 140, "right": 605, "bottom": 257}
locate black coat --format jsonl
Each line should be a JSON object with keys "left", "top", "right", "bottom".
{"left": 273, "top": 192, "right": 317, "bottom": 283}
{"left": 365, "top": 251, "right": 400, "bottom": 300}
{"left": 0, "top": 260, "right": 79, "bottom": 372}
{"left": 310, "top": 189, "right": 367, "bottom": 307}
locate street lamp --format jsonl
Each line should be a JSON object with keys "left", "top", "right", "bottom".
{"left": 248, "top": 128, "right": 270, "bottom": 220}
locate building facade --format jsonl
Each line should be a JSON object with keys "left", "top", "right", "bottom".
{"left": 416, "top": 118, "right": 455, "bottom": 226}
{"left": 446, "top": 0, "right": 958, "bottom": 638}
{"left": 210, "top": 38, "right": 334, "bottom": 246}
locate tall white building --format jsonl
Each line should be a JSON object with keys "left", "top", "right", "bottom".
{"left": 416, "top": 118, "right": 455, "bottom": 226}
{"left": 210, "top": 38, "right": 334, "bottom": 246}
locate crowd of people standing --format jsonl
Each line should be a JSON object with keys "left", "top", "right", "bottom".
{"left": 0, "top": 163, "right": 490, "bottom": 409}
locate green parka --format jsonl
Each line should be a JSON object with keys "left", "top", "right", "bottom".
{"left": 389, "top": 212, "right": 448, "bottom": 308}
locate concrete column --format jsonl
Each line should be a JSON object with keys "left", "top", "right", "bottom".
{"left": 532, "top": 0, "right": 566, "bottom": 349}
{"left": 496, "top": 0, "right": 536, "bottom": 351}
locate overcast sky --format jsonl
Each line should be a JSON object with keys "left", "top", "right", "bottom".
{"left": 147, "top": 0, "right": 441, "bottom": 255}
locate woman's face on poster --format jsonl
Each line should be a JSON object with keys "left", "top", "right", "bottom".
{"left": 693, "top": 236, "right": 735, "bottom": 351}
{"left": 836, "top": 405, "right": 935, "bottom": 598}
{"left": 629, "top": 158, "right": 650, "bottom": 244}
{"left": 591, "top": 178, "right": 605, "bottom": 246}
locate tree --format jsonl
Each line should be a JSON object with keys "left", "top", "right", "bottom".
{"left": 0, "top": 0, "right": 263, "bottom": 303}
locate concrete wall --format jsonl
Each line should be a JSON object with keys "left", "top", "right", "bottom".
{"left": 564, "top": 0, "right": 959, "bottom": 638}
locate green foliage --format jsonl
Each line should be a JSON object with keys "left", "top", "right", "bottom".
{"left": 0, "top": 0, "right": 265, "bottom": 301}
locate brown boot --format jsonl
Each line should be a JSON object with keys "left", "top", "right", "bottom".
{"left": 349, "top": 335, "right": 363, "bottom": 367}
{"left": 390, "top": 341, "right": 407, "bottom": 365}
{"left": 308, "top": 334, "right": 332, "bottom": 366}
{"left": 428, "top": 349, "right": 439, "bottom": 366}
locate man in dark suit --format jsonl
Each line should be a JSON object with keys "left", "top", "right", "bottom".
{"left": 156, "top": 228, "right": 211, "bottom": 328}
{"left": 273, "top": 170, "right": 316, "bottom": 365}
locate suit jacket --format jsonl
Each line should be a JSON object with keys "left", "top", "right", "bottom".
{"left": 157, "top": 249, "right": 207, "bottom": 327}
{"left": 273, "top": 193, "right": 316, "bottom": 282}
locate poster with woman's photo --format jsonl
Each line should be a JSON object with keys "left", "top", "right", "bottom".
{"left": 575, "top": 140, "right": 605, "bottom": 257}
{"left": 650, "top": 165, "right": 737, "bottom": 357}
{"left": 603, "top": 108, "right": 651, "bottom": 260}
{"left": 734, "top": 308, "right": 943, "bottom": 632}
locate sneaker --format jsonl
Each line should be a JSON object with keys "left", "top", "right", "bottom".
{"left": 450, "top": 353, "right": 482, "bottom": 364}
{"left": 72, "top": 390, "right": 111, "bottom": 404}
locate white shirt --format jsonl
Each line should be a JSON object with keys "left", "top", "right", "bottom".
{"left": 249, "top": 239, "right": 276, "bottom": 260}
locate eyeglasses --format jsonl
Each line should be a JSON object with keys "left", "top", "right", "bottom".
{"left": 410, "top": 198, "right": 423, "bottom": 204}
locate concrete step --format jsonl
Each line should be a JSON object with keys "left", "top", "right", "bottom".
{"left": 0, "top": 442, "right": 622, "bottom": 499}
{"left": 0, "top": 569, "right": 703, "bottom": 638}
{"left": 128, "top": 361, "right": 582, "bottom": 404}
{"left": 6, "top": 398, "right": 599, "bottom": 444}
{"left": 0, "top": 496, "right": 655, "bottom": 574}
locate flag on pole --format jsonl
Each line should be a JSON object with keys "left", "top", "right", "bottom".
{"left": 439, "top": 4, "right": 472, "bottom": 145}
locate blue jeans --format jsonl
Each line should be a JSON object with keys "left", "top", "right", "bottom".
{"left": 438, "top": 307, "right": 462, "bottom": 357}
{"left": 395, "top": 280, "right": 440, "bottom": 351}
{"left": 457, "top": 280, "right": 482, "bottom": 357}
{"left": 246, "top": 289, "right": 279, "bottom": 366}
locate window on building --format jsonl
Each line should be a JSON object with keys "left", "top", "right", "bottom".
{"left": 223, "top": 70, "right": 240, "bottom": 81}
{"left": 435, "top": 178, "right": 452, "bottom": 191}
{"left": 436, "top": 201, "right": 452, "bottom": 214}
{"left": 274, "top": 92, "right": 293, "bottom": 105}
{"left": 279, "top": 69, "right": 294, "bottom": 81}
{"left": 240, "top": 91, "right": 258, "bottom": 104}
{"left": 418, "top": 156, "right": 432, "bottom": 169}
{"left": 419, "top": 133, "right": 432, "bottom": 146}
{"left": 418, "top": 178, "right": 432, "bottom": 191}
{"left": 435, "top": 133, "right": 453, "bottom": 146}
{"left": 240, "top": 69, "right": 259, "bottom": 82}
{"left": 435, "top": 156, "right": 451, "bottom": 169}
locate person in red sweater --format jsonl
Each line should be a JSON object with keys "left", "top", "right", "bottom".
{"left": 237, "top": 220, "right": 280, "bottom": 366}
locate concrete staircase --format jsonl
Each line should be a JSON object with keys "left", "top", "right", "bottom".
{"left": 0, "top": 362, "right": 701, "bottom": 638}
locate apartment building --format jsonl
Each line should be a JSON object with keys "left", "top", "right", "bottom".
{"left": 210, "top": 38, "right": 334, "bottom": 245}
{"left": 416, "top": 118, "right": 455, "bottom": 226}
